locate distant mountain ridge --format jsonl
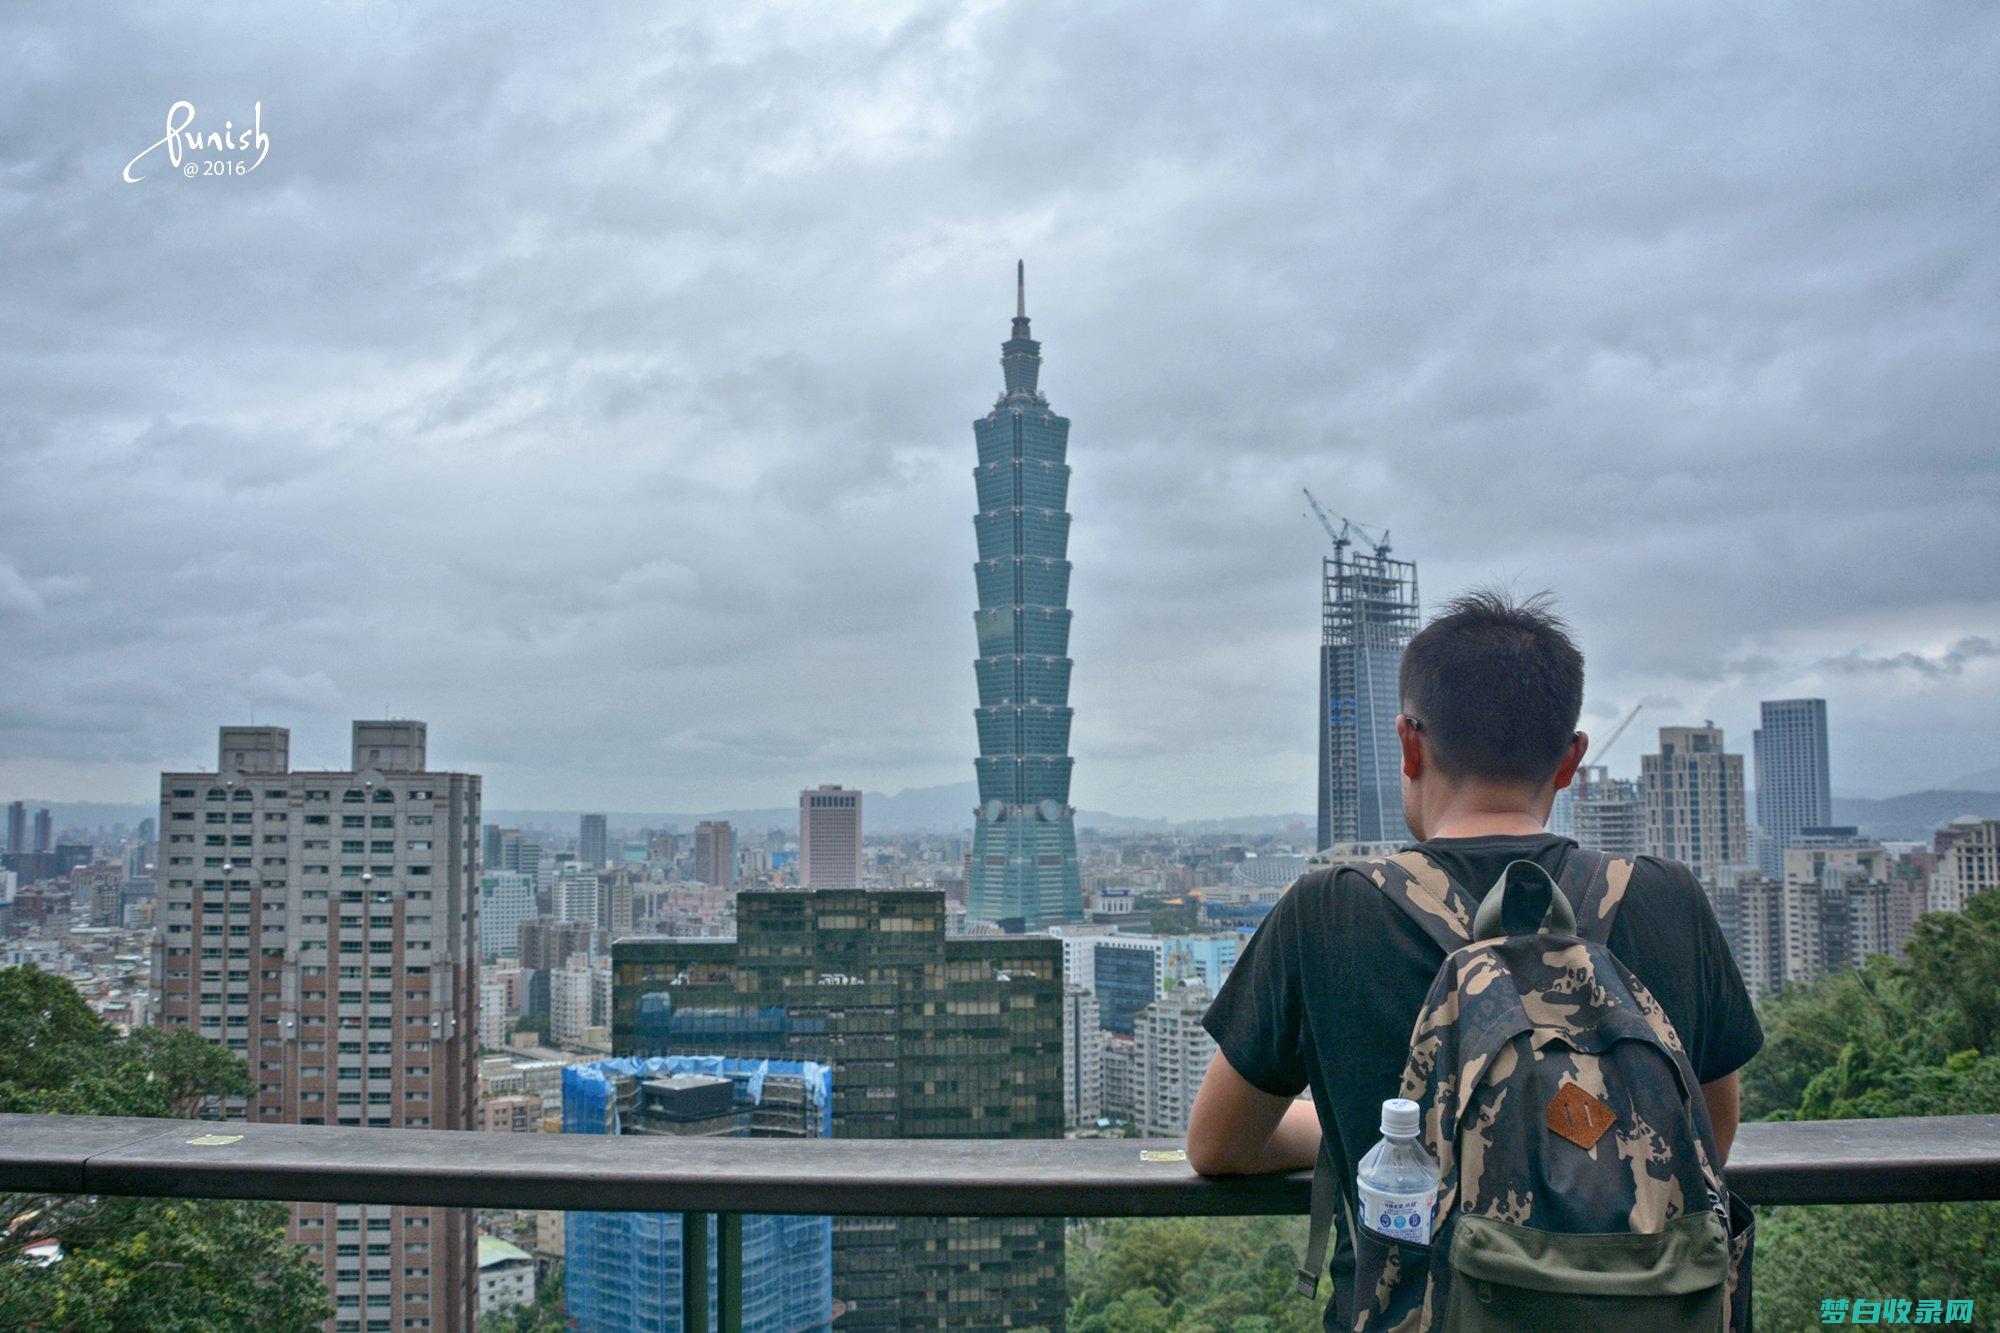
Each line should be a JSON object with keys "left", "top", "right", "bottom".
{"left": 19, "top": 784, "right": 1998, "bottom": 843}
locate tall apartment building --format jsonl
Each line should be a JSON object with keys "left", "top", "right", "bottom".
{"left": 1569, "top": 765, "right": 1645, "bottom": 859}
{"left": 1315, "top": 521, "right": 1418, "bottom": 852}
{"left": 1641, "top": 724, "right": 1749, "bottom": 879}
{"left": 5, "top": 801, "right": 24, "bottom": 854}
{"left": 32, "top": 806, "right": 53, "bottom": 853}
{"left": 1062, "top": 985, "right": 1103, "bottom": 1129}
{"left": 478, "top": 871, "right": 536, "bottom": 961}
{"left": 612, "top": 889, "right": 1065, "bottom": 1329}
{"left": 1133, "top": 980, "right": 1218, "bottom": 1136}
{"left": 693, "top": 819, "right": 735, "bottom": 887}
{"left": 552, "top": 862, "right": 599, "bottom": 927}
{"left": 1100, "top": 1033, "right": 1137, "bottom": 1123}
{"left": 153, "top": 721, "right": 479, "bottom": 1332}
{"left": 1932, "top": 817, "right": 1999, "bottom": 914}
{"left": 484, "top": 826, "right": 542, "bottom": 884}
{"left": 798, "top": 785, "right": 862, "bottom": 888}
{"left": 598, "top": 869, "right": 635, "bottom": 936}
{"left": 1753, "top": 699, "right": 1834, "bottom": 877}
{"left": 578, "top": 813, "right": 608, "bottom": 869}
{"left": 968, "top": 264, "right": 1085, "bottom": 931}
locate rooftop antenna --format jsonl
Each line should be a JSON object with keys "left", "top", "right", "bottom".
{"left": 1016, "top": 259, "right": 1025, "bottom": 319}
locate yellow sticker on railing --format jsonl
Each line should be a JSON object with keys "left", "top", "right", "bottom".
{"left": 1139, "top": 1149, "right": 1186, "bottom": 1163}
{"left": 186, "top": 1134, "right": 243, "bottom": 1146}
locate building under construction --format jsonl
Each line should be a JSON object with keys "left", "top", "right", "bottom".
{"left": 1308, "top": 493, "right": 1419, "bottom": 852}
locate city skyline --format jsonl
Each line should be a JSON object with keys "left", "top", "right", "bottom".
{"left": 3, "top": 4, "right": 1999, "bottom": 820}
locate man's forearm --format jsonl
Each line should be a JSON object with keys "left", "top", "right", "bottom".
{"left": 1194, "top": 1097, "right": 1321, "bottom": 1175}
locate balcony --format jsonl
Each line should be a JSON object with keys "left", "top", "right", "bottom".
{"left": 4, "top": 1111, "right": 1998, "bottom": 1330}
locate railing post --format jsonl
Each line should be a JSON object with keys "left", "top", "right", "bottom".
{"left": 682, "top": 1210, "right": 709, "bottom": 1331}
{"left": 718, "top": 1212, "right": 743, "bottom": 1333}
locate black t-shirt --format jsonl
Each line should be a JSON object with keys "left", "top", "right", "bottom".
{"left": 1201, "top": 835, "right": 1762, "bottom": 1323}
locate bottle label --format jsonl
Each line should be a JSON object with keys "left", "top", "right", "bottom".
{"left": 1358, "top": 1182, "right": 1435, "bottom": 1246}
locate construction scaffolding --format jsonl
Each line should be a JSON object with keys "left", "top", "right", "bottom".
{"left": 1308, "top": 494, "right": 1419, "bottom": 852}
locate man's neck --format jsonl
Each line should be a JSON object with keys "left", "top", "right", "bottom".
{"left": 1424, "top": 812, "right": 1548, "bottom": 840}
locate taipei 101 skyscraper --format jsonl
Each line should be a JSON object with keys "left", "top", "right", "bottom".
{"left": 968, "top": 262, "right": 1083, "bottom": 929}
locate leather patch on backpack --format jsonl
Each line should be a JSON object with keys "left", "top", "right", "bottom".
{"left": 1546, "top": 1082, "right": 1616, "bottom": 1150}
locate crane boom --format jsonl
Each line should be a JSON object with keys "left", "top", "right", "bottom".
{"left": 1585, "top": 703, "right": 1643, "bottom": 768}
{"left": 1301, "top": 487, "right": 1391, "bottom": 556}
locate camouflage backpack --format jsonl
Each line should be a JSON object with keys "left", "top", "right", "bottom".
{"left": 1299, "top": 848, "right": 1754, "bottom": 1331}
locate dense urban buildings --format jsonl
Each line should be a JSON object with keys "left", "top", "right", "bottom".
{"left": 968, "top": 264, "right": 1085, "bottom": 930}
{"left": 578, "top": 812, "right": 608, "bottom": 869}
{"left": 561, "top": 1057, "right": 834, "bottom": 1331}
{"left": 1641, "top": 723, "right": 1749, "bottom": 879}
{"left": 693, "top": 818, "right": 735, "bottom": 887}
{"left": 797, "top": 784, "right": 862, "bottom": 889}
{"left": 1755, "top": 698, "right": 1835, "bottom": 876}
{"left": 152, "top": 720, "right": 480, "bottom": 1331}
{"left": 611, "top": 888, "right": 1066, "bottom": 1329}
{"left": 1932, "top": 816, "right": 1999, "bottom": 913}
{"left": 1312, "top": 509, "right": 1418, "bottom": 852}
{"left": 1568, "top": 765, "right": 1646, "bottom": 858}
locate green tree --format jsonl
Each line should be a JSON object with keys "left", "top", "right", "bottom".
{"left": 1067, "top": 1216, "right": 1319, "bottom": 1333}
{"left": 1742, "top": 889, "right": 2000, "bottom": 1326}
{"left": 0, "top": 966, "right": 332, "bottom": 1330}
{"left": 478, "top": 1260, "right": 566, "bottom": 1332}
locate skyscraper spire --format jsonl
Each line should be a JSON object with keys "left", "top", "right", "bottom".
{"left": 969, "top": 267, "right": 1081, "bottom": 930}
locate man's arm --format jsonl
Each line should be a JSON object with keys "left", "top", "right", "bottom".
{"left": 1186, "top": 1049, "right": 1321, "bottom": 1176}
{"left": 1701, "top": 1071, "right": 1740, "bottom": 1166}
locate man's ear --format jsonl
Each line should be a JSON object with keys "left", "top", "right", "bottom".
{"left": 1397, "top": 714, "right": 1424, "bottom": 781}
{"left": 1551, "top": 731, "right": 1589, "bottom": 791}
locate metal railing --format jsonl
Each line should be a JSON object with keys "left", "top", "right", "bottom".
{"left": 5, "top": 1112, "right": 1999, "bottom": 1330}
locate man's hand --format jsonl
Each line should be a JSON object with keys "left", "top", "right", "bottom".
{"left": 1186, "top": 1049, "right": 1321, "bottom": 1176}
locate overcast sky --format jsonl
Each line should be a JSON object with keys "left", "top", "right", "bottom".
{"left": 2, "top": 1, "right": 1996, "bottom": 819}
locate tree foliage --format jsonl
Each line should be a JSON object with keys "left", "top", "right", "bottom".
{"left": 1067, "top": 1216, "right": 1320, "bottom": 1333}
{"left": 1743, "top": 889, "right": 2000, "bottom": 1324}
{"left": 477, "top": 1260, "right": 564, "bottom": 1333}
{"left": 0, "top": 966, "right": 331, "bottom": 1330}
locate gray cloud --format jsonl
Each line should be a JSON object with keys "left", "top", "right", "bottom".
{"left": 1, "top": 0, "right": 1997, "bottom": 813}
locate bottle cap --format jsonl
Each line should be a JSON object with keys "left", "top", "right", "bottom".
{"left": 1380, "top": 1097, "right": 1421, "bottom": 1137}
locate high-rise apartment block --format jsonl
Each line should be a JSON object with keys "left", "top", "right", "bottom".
{"left": 553, "top": 862, "right": 599, "bottom": 927}
{"left": 1641, "top": 724, "right": 1749, "bottom": 879}
{"left": 1753, "top": 699, "right": 1833, "bottom": 877}
{"left": 1062, "top": 985, "right": 1102, "bottom": 1129}
{"left": 1932, "top": 817, "right": 1999, "bottom": 914}
{"left": 32, "top": 806, "right": 53, "bottom": 853}
{"left": 798, "top": 785, "right": 862, "bottom": 889}
{"left": 612, "top": 889, "right": 1065, "bottom": 1329}
{"left": 968, "top": 264, "right": 1085, "bottom": 930}
{"left": 578, "top": 813, "right": 608, "bottom": 869}
{"left": 478, "top": 871, "right": 536, "bottom": 961}
{"left": 693, "top": 819, "right": 735, "bottom": 887}
{"left": 1133, "top": 980, "right": 1218, "bottom": 1136}
{"left": 1316, "top": 526, "right": 1417, "bottom": 852}
{"left": 153, "top": 721, "right": 479, "bottom": 1331}
{"left": 5, "top": 801, "right": 24, "bottom": 854}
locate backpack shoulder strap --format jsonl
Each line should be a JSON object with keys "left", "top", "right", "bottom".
{"left": 1296, "top": 1138, "right": 1340, "bottom": 1296}
{"left": 1557, "top": 846, "right": 1640, "bottom": 945}
{"left": 1355, "top": 850, "right": 1477, "bottom": 955}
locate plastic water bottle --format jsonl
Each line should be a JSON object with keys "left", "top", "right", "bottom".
{"left": 1357, "top": 1097, "right": 1438, "bottom": 1245}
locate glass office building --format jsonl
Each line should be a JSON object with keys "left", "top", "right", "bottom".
{"left": 969, "top": 263, "right": 1085, "bottom": 929}
{"left": 1317, "top": 537, "right": 1419, "bottom": 851}
{"left": 612, "top": 890, "right": 1066, "bottom": 1328}
{"left": 562, "top": 1056, "right": 833, "bottom": 1332}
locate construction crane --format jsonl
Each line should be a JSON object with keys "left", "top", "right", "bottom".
{"left": 1301, "top": 487, "right": 1392, "bottom": 557}
{"left": 1583, "top": 703, "right": 1643, "bottom": 769}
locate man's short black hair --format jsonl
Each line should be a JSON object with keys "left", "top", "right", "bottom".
{"left": 1398, "top": 588, "right": 1585, "bottom": 786}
